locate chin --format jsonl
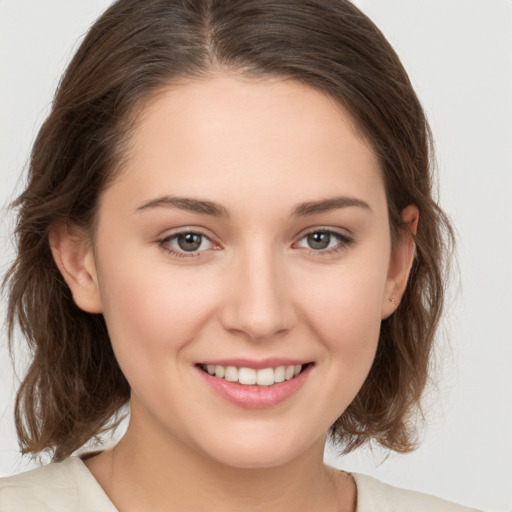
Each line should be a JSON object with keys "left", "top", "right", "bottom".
{"left": 194, "top": 427, "right": 322, "bottom": 470}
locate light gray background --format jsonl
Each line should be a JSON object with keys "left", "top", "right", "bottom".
{"left": 1, "top": 1, "right": 511, "bottom": 511}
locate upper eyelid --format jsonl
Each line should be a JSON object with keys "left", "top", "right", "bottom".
{"left": 295, "top": 226, "right": 354, "bottom": 240}
{"left": 158, "top": 227, "right": 217, "bottom": 242}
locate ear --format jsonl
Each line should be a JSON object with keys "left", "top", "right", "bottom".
{"left": 381, "top": 205, "right": 419, "bottom": 319}
{"left": 49, "top": 223, "right": 103, "bottom": 313}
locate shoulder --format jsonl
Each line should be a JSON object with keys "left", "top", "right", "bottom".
{"left": 0, "top": 457, "right": 117, "bottom": 512}
{"left": 352, "top": 473, "right": 482, "bottom": 512}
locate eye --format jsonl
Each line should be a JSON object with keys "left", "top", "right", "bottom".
{"left": 295, "top": 230, "right": 353, "bottom": 253}
{"left": 159, "top": 231, "right": 216, "bottom": 257}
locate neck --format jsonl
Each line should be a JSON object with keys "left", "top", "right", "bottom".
{"left": 87, "top": 411, "right": 355, "bottom": 512}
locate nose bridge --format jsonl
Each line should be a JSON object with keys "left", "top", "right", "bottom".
{"left": 220, "top": 240, "right": 295, "bottom": 340}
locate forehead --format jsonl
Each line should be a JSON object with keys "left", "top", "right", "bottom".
{"left": 106, "top": 73, "right": 386, "bottom": 217}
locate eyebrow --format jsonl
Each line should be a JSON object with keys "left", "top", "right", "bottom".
{"left": 291, "top": 196, "right": 372, "bottom": 216}
{"left": 136, "top": 196, "right": 230, "bottom": 217}
{"left": 135, "top": 195, "right": 371, "bottom": 217}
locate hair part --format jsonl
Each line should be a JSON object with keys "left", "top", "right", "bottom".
{"left": 4, "top": 0, "right": 454, "bottom": 462}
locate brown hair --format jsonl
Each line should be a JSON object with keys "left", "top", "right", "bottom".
{"left": 4, "top": 0, "right": 453, "bottom": 462}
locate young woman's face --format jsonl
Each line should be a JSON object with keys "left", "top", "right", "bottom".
{"left": 85, "top": 74, "right": 405, "bottom": 468}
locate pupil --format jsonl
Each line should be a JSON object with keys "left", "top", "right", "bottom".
{"left": 307, "top": 232, "right": 330, "bottom": 250}
{"left": 178, "top": 233, "right": 202, "bottom": 251}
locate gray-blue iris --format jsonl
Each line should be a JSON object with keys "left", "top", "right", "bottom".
{"left": 177, "top": 233, "right": 202, "bottom": 251}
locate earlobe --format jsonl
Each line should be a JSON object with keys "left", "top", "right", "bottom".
{"left": 381, "top": 205, "right": 419, "bottom": 319}
{"left": 49, "top": 223, "right": 103, "bottom": 313}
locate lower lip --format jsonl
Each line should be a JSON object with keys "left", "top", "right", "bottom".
{"left": 197, "top": 365, "right": 312, "bottom": 409}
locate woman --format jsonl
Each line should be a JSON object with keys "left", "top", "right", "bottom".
{"left": 0, "top": 0, "right": 481, "bottom": 510}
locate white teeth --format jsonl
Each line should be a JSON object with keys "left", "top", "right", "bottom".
{"left": 238, "top": 367, "right": 257, "bottom": 385}
{"left": 285, "top": 365, "right": 295, "bottom": 380}
{"left": 256, "top": 367, "right": 275, "bottom": 386}
{"left": 225, "top": 366, "right": 238, "bottom": 382}
{"left": 274, "top": 366, "right": 285, "bottom": 383}
{"left": 205, "top": 363, "right": 305, "bottom": 386}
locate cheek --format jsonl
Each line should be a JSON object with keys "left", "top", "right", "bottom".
{"left": 96, "top": 252, "right": 219, "bottom": 368}
{"left": 295, "top": 253, "right": 389, "bottom": 398}
{"left": 278, "top": 262, "right": 388, "bottom": 431}
{"left": 301, "top": 263, "right": 387, "bottom": 346}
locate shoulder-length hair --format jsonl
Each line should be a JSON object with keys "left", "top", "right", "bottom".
{"left": 4, "top": 0, "right": 453, "bottom": 462}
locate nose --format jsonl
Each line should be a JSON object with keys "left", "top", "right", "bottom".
{"left": 219, "top": 246, "right": 297, "bottom": 341}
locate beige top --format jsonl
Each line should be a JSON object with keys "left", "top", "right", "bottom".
{"left": 0, "top": 456, "right": 481, "bottom": 512}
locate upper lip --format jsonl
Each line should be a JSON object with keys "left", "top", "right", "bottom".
{"left": 196, "top": 358, "right": 312, "bottom": 369}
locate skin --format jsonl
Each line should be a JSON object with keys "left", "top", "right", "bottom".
{"left": 50, "top": 73, "right": 417, "bottom": 512}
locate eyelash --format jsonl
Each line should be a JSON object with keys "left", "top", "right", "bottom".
{"left": 295, "top": 229, "right": 354, "bottom": 256}
{"left": 158, "top": 231, "right": 216, "bottom": 259}
{"left": 157, "top": 228, "right": 354, "bottom": 259}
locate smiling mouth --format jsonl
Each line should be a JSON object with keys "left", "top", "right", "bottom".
{"left": 197, "top": 363, "right": 313, "bottom": 387}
